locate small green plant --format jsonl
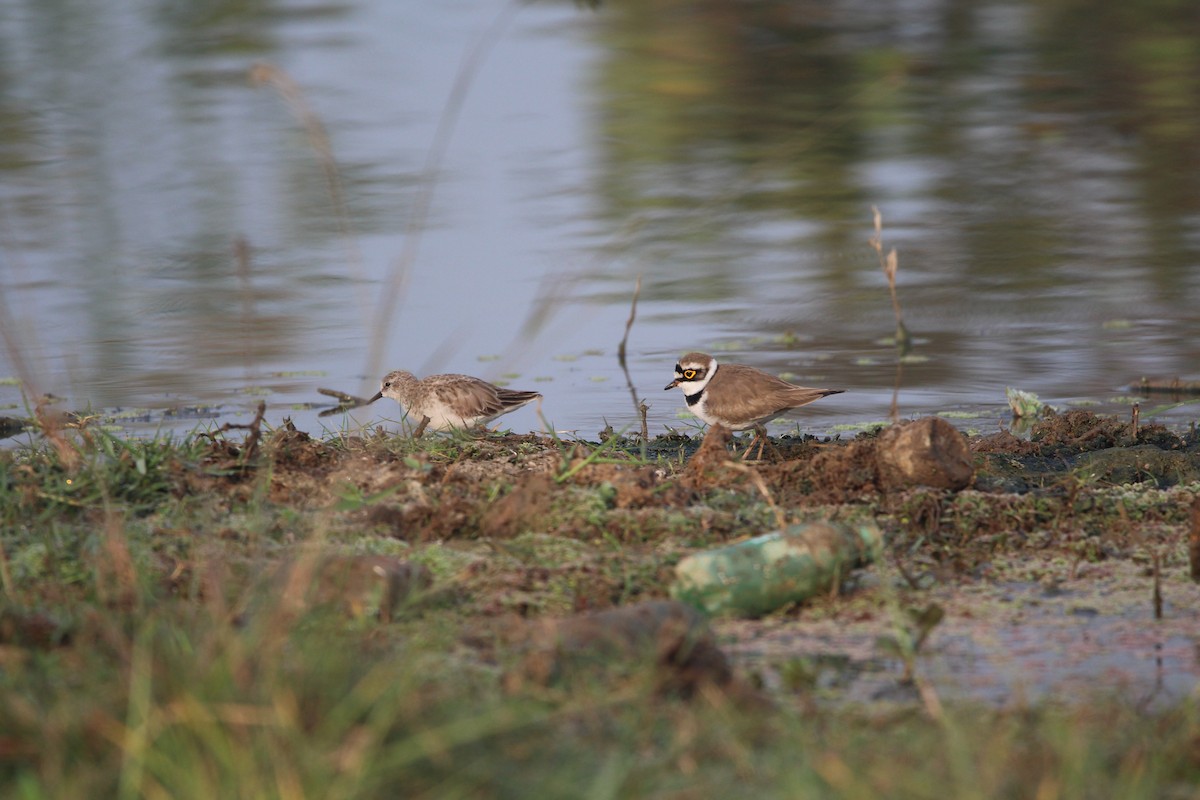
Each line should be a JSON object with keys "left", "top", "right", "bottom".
{"left": 876, "top": 603, "right": 945, "bottom": 683}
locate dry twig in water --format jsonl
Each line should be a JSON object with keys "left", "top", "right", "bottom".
{"left": 1153, "top": 549, "right": 1163, "bottom": 619}
{"left": 617, "top": 276, "right": 649, "bottom": 444}
{"left": 317, "top": 387, "right": 375, "bottom": 417}
{"left": 1137, "top": 376, "right": 1200, "bottom": 395}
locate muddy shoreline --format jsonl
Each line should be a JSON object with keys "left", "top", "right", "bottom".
{"left": 156, "top": 408, "right": 1200, "bottom": 708}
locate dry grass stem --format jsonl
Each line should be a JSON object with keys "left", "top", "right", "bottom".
{"left": 249, "top": 63, "right": 367, "bottom": 311}
{"left": 0, "top": 539, "right": 14, "bottom": 601}
{"left": 489, "top": 269, "right": 575, "bottom": 380}
{"left": 100, "top": 512, "right": 140, "bottom": 611}
{"left": 360, "top": 1, "right": 525, "bottom": 391}
{"left": 723, "top": 460, "right": 787, "bottom": 530}
{"left": 869, "top": 206, "right": 911, "bottom": 355}
{"left": 890, "top": 361, "right": 903, "bottom": 424}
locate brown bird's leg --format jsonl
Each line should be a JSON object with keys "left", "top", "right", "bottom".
{"left": 743, "top": 424, "right": 780, "bottom": 462}
{"left": 412, "top": 415, "right": 431, "bottom": 438}
{"left": 739, "top": 425, "right": 765, "bottom": 460}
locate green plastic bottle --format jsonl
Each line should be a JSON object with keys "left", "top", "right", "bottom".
{"left": 671, "top": 520, "right": 882, "bottom": 617}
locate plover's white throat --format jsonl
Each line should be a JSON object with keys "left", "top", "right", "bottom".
{"left": 369, "top": 370, "right": 541, "bottom": 436}
{"left": 664, "top": 351, "right": 842, "bottom": 457}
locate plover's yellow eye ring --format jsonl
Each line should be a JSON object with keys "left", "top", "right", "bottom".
{"left": 683, "top": 369, "right": 697, "bottom": 380}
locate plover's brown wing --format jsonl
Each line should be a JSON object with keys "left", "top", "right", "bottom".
{"left": 780, "top": 386, "right": 843, "bottom": 409}
{"left": 713, "top": 364, "right": 841, "bottom": 418}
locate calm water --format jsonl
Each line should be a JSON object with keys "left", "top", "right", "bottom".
{"left": 2, "top": 0, "right": 1199, "bottom": 440}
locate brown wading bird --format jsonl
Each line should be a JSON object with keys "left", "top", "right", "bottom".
{"left": 369, "top": 370, "right": 541, "bottom": 437}
{"left": 665, "top": 351, "right": 843, "bottom": 459}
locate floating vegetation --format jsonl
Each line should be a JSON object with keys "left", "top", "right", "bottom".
{"left": 830, "top": 420, "right": 889, "bottom": 432}
{"left": 774, "top": 331, "right": 807, "bottom": 346}
{"left": 1006, "top": 387, "right": 1046, "bottom": 418}
{"left": 105, "top": 408, "right": 156, "bottom": 420}
{"left": 899, "top": 353, "right": 930, "bottom": 364}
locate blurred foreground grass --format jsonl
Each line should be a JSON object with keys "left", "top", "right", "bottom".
{"left": 0, "top": 424, "right": 1197, "bottom": 798}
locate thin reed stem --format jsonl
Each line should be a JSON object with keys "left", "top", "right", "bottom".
{"left": 361, "top": 1, "right": 525, "bottom": 390}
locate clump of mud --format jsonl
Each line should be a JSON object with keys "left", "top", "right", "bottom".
{"left": 973, "top": 409, "right": 1200, "bottom": 491}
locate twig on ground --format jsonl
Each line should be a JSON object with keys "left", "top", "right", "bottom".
{"left": 206, "top": 401, "right": 268, "bottom": 464}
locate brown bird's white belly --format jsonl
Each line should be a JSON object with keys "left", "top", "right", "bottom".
{"left": 688, "top": 391, "right": 784, "bottom": 431}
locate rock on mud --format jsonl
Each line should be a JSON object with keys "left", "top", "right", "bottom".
{"left": 273, "top": 554, "right": 432, "bottom": 622}
{"left": 875, "top": 417, "right": 973, "bottom": 491}
{"left": 509, "top": 600, "right": 761, "bottom": 702}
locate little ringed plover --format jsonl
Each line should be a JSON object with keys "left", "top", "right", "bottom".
{"left": 369, "top": 369, "right": 541, "bottom": 437}
{"left": 664, "top": 351, "right": 842, "bottom": 457}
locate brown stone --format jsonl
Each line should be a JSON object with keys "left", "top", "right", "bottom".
{"left": 510, "top": 600, "right": 764, "bottom": 704}
{"left": 276, "top": 554, "right": 432, "bottom": 622}
{"left": 875, "top": 417, "right": 974, "bottom": 491}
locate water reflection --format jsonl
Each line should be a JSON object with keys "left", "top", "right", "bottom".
{"left": 592, "top": 0, "right": 1200, "bottom": 426}
{"left": 0, "top": 0, "right": 1198, "bottom": 439}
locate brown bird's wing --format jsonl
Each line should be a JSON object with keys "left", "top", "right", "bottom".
{"left": 494, "top": 387, "right": 542, "bottom": 409}
{"left": 780, "top": 386, "right": 844, "bottom": 409}
{"left": 717, "top": 364, "right": 841, "bottom": 418}
{"left": 434, "top": 377, "right": 539, "bottom": 419}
